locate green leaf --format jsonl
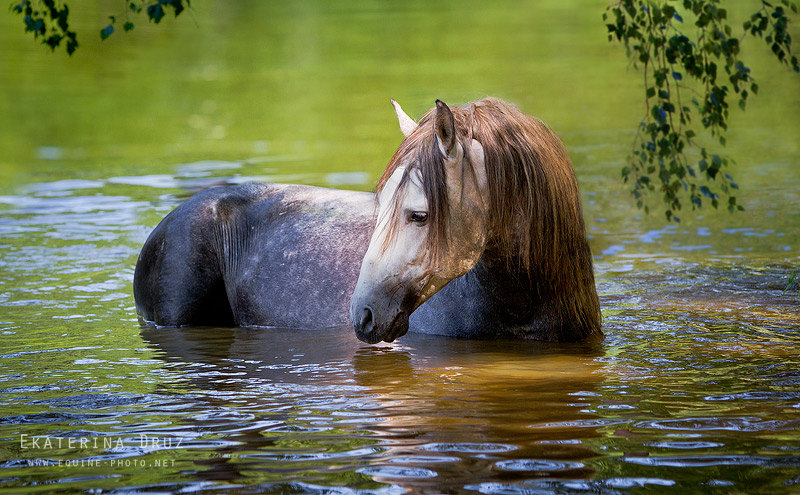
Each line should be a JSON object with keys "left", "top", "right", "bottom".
{"left": 147, "top": 4, "right": 165, "bottom": 23}
{"left": 100, "top": 24, "right": 114, "bottom": 40}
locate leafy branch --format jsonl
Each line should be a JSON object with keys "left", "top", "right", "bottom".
{"left": 10, "top": 0, "right": 190, "bottom": 55}
{"left": 604, "top": 0, "right": 799, "bottom": 222}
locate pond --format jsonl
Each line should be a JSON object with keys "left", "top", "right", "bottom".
{"left": 1, "top": 0, "right": 799, "bottom": 493}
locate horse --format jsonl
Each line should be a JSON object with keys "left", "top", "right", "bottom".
{"left": 133, "top": 97, "right": 602, "bottom": 343}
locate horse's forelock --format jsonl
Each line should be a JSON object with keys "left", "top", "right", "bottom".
{"left": 376, "top": 115, "right": 457, "bottom": 266}
{"left": 405, "top": 101, "right": 585, "bottom": 274}
{"left": 377, "top": 99, "right": 588, "bottom": 282}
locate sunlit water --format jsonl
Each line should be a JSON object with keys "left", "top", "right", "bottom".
{"left": 1, "top": 0, "right": 799, "bottom": 493}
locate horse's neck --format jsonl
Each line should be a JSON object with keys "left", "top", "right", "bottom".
{"left": 465, "top": 250, "right": 593, "bottom": 341}
{"left": 468, "top": 253, "right": 537, "bottom": 318}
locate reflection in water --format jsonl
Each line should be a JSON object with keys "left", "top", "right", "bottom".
{"left": 138, "top": 327, "right": 605, "bottom": 491}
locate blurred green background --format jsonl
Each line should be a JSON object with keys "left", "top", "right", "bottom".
{"left": 2, "top": 0, "right": 796, "bottom": 202}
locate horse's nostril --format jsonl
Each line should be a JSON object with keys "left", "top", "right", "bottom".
{"left": 357, "top": 307, "right": 374, "bottom": 333}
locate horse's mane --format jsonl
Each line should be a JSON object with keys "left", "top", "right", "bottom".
{"left": 377, "top": 97, "right": 600, "bottom": 335}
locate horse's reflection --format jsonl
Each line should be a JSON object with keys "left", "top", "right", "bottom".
{"left": 141, "top": 327, "right": 605, "bottom": 489}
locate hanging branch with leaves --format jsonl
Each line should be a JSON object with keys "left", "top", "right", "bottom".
{"left": 604, "top": 0, "right": 799, "bottom": 221}
{"left": 11, "top": 0, "right": 190, "bottom": 55}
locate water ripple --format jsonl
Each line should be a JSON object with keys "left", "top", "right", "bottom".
{"left": 634, "top": 417, "right": 800, "bottom": 432}
{"left": 243, "top": 446, "right": 385, "bottom": 461}
{"left": 418, "top": 442, "right": 518, "bottom": 453}
{"left": 357, "top": 465, "right": 438, "bottom": 479}
{"left": 624, "top": 455, "right": 800, "bottom": 468}
{"left": 495, "top": 459, "right": 585, "bottom": 472}
{"left": 466, "top": 478, "right": 676, "bottom": 494}
{"left": 646, "top": 440, "right": 725, "bottom": 449}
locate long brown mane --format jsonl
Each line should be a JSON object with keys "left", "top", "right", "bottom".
{"left": 377, "top": 98, "right": 600, "bottom": 336}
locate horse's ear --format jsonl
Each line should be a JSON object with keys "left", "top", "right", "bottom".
{"left": 434, "top": 99, "right": 457, "bottom": 159}
{"left": 391, "top": 99, "right": 417, "bottom": 138}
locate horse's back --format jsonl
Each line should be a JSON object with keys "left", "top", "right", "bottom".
{"left": 226, "top": 184, "right": 374, "bottom": 327}
{"left": 134, "top": 182, "right": 374, "bottom": 328}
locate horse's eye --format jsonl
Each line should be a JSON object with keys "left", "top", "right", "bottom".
{"left": 408, "top": 211, "right": 429, "bottom": 224}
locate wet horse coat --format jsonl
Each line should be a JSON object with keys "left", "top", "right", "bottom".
{"left": 134, "top": 98, "right": 602, "bottom": 342}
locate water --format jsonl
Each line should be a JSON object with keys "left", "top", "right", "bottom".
{"left": 1, "top": 0, "right": 799, "bottom": 493}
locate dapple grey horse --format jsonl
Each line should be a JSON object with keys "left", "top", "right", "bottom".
{"left": 134, "top": 98, "right": 601, "bottom": 343}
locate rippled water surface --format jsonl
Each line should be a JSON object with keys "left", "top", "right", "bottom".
{"left": 1, "top": 0, "right": 799, "bottom": 493}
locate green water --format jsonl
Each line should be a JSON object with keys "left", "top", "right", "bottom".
{"left": 1, "top": 1, "right": 799, "bottom": 493}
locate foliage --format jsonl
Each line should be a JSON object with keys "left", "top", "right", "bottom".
{"left": 604, "top": 0, "right": 799, "bottom": 221}
{"left": 10, "top": 0, "right": 190, "bottom": 55}
{"left": 11, "top": 0, "right": 76, "bottom": 54}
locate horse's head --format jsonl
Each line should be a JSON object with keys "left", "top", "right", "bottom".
{"left": 350, "top": 99, "right": 489, "bottom": 343}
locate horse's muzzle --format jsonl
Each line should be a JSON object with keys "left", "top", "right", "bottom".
{"left": 352, "top": 305, "right": 409, "bottom": 344}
